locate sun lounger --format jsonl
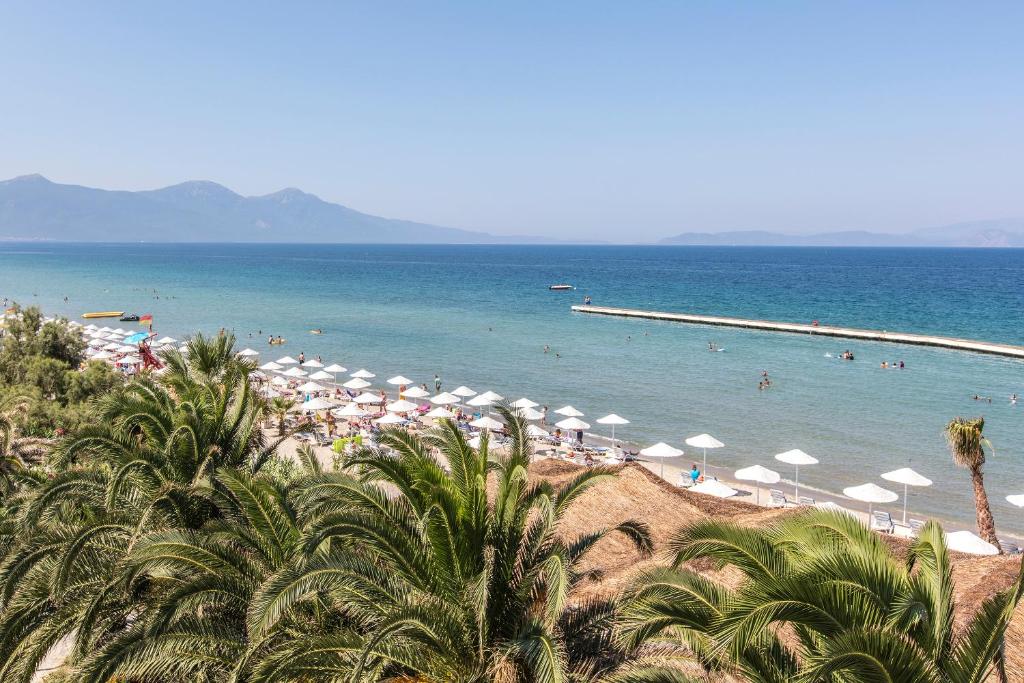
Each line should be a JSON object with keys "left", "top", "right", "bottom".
{"left": 769, "top": 489, "right": 787, "bottom": 507}
{"left": 798, "top": 496, "right": 815, "bottom": 506}
{"left": 871, "top": 510, "right": 894, "bottom": 534}
{"left": 909, "top": 519, "right": 926, "bottom": 537}
{"left": 678, "top": 472, "right": 694, "bottom": 488}
{"left": 998, "top": 539, "right": 1021, "bottom": 554}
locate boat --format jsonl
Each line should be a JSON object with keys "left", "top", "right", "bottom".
{"left": 548, "top": 284, "right": 574, "bottom": 291}
{"left": 119, "top": 314, "right": 140, "bottom": 322}
{"left": 82, "top": 311, "right": 124, "bottom": 319}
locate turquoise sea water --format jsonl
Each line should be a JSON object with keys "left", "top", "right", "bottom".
{"left": 2, "top": 243, "right": 1022, "bottom": 533}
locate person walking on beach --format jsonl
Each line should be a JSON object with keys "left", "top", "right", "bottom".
{"left": 299, "top": 352, "right": 305, "bottom": 363}
{"left": 434, "top": 374, "right": 442, "bottom": 392}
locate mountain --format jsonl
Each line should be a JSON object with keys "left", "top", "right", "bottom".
{"left": 0, "top": 174, "right": 526, "bottom": 243}
{"left": 659, "top": 221, "right": 1024, "bottom": 248}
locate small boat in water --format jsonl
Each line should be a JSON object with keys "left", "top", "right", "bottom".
{"left": 548, "top": 284, "right": 574, "bottom": 291}
{"left": 82, "top": 311, "right": 124, "bottom": 319}
{"left": 119, "top": 314, "right": 140, "bottom": 322}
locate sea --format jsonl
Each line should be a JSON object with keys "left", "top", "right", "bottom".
{"left": 2, "top": 243, "right": 1022, "bottom": 534}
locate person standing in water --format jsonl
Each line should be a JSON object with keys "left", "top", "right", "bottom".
{"left": 434, "top": 374, "right": 442, "bottom": 392}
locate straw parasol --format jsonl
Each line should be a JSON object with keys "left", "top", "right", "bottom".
{"left": 881, "top": 467, "right": 933, "bottom": 524}
{"left": 842, "top": 482, "right": 898, "bottom": 521}
{"left": 596, "top": 414, "right": 629, "bottom": 451}
{"left": 774, "top": 449, "right": 818, "bottom": 501}
{"left": 686, "top": 433, "right": 724, "bottom": 477}
{"left": 639, "top": 442, "right": 684, "bottom": 479}
{"left": 734, "top": 464, "right": 780, "bottom": 505}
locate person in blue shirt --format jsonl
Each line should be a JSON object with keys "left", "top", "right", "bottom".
{"left": 690, "top": 464, "right": 701, "bottom": 484}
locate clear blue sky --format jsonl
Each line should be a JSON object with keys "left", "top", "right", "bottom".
{"left": 1, "top": 2, "right": 1021, "bottom": 241}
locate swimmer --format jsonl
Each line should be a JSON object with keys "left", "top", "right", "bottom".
{"left": 543, "top": 345, "right": 549, "bottom": 353}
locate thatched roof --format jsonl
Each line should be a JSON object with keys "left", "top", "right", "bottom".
{"left": 529, "top": 460, "right": 1024, "bottom": 680}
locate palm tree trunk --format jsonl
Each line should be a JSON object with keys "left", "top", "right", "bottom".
{"left": 970, "top": 464, "right": 1001, "bottom": 552}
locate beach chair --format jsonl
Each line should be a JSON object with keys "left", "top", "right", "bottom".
{"left": 769, "top": 489, "right": 787, "bottom": 507}
{"left": 998, "top": 539, "right": 1021, "bottom": 555}
{"left": 871, "top": 510, "right": 894, "bottom": 534}
{"left": 678, "top": 472, "right": 694, "bottom": 488}
{"left": 798, "top": 496, "right": 816, "bottom": 506}
{"left": 909, "top": 519, "right": 926, "bottom": 537}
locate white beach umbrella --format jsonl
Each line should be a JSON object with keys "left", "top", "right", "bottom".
{"left": 815, "top": 501, "right": 856, "bottom": 516}
{"left": 270, "top": 376, "right": 289, "bottom": 387}
{"left": 881, "top": 468, "right": 933, "bottom": 524}
{"left": 774, "top": 449, "right": 819, "bottom": 501}
{"left": 387, "top": 375, "right": 414, "bottom": 386}
{"left": 354, "top": 392, "right": 384, "bottom": 404}
{"left": 297, "top": 381, "right": 326, "bottom": 393}
{"left": 386, "top": 399, "right": 420, "bottom": 413}
{"left": 260, "top": 361, "right": 283, "bottom": 371}
{"left": 116, "top": 345, "right": 136, "bottom": 353}
{"left": 554, "top": 405, "right": 584, "bottom": 417}
{"left": 112, "top": 328, "right": 128, "bottom": 335}
{"left": 842, "top": 482, "right": 899, "bottom": 521}
{"left": 690, "top": 479, "right": 738, "bottom": 498}
{"left": 156, "top": 336, "right": 177, "bottom": 345}
{"left": 103, "top": 342, "right": 120, "bottom": 351}
{"left": 511, "top": 398, "right": 539, "bottom": 409}
{"left": 308, "top": 370, "right": 334, "bottom": 381}
{"left": 343, "top": 377, "right": 372, "bottom": 390}
{"left": 105, "top": 333, "right": 123, "bottom": 341}
{"left": 281, "top": 367, "right": 308, "bottom": 378}
{"left": 323, "top": 363, "right": 347, "bottom": 373}
{"left": 467, "top": 394, "right": 495, "bottom": 408}
{"left": 1006, "top": 494, "right": 1024, "bottom": 508}
{"left": 98, "top": 326, "right": 112, "bottom": 333}
{"left": 734, "top": 464, "right": 781, "bottom": 505}
{"left": 519, "top": 407, "right": 545, "bottom": 421}
{"left": 88, "top": 338, "right": 105, "bottom": 348}
{"left": 375, "top": 413, "right": 407, "bottom": 425}
{"left": 555, "top": 417, "right": 590, "bottom": 431}
{"left": 526, "top": 424, "right": 549, "bottom": 438}
{"left": 686, "top": 434, "right": 725, "bottom": 477}
{"left": 275, "top": 356, "right": 299, "bottom": 365}
{"left": 468, "top": 435, "right": 483, "bottom": 449}
{"left": 301, "top": 359, "right": 324, "bottom": 368}
{"left": 425, "top": 406, "right": 455, "bottom": 419}
{"left": 237, "top": 348, "right": 259, "bottom": 357}
{"left": 451, "top": 385, "right": 477, "bottom": 398}
{"left": 945, "top": 530, "right": 999, "bottom": 556}
{"left": 476, "top": 391, "right": 504, "bottom": 402}
{"left": 471, "top": 416, "right": 504, "bottom": 430}
{"left": 119, "top": 355, "right": 143, "bottom": 365}
{"left": 430, "top": 392, "right": 460, "bottom": 405}
{"left": 298, "top": 397, "right": 333, "bottom": 412}
{"left": 334, "top": 404, "right": 367, "bottom": 418}
{"left": 92, "top": 351, "right": 114, "bottom": 360}
{"left": 179, "top": 346, "right": 190, "bottom": 354}
{"left": 403, "top": 386, "right": 430, "bottom": 399}
{"left": 84, "top": 324, "right": 98, "bottom": 330}
{"left": 639, "top": 442, "right": 684, "bottom": 479}
{"left": 596, "top": 414, "right": 630, "bottom": 450}
{"left": 350, "top": 369, "right": 375, "bottom": 379}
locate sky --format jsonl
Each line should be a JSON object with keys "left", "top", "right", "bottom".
{"left": 1, "top": 2, "right": 1022, "bottom": 242}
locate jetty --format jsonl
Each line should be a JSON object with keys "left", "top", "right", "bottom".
{"left": 571, "top": 305, "right": 1024, "bottom": 359}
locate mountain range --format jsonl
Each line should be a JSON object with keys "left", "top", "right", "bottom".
{"left": 0, "top": 174, "right": 523, "bottom": 243}
{"left": 1, "top": 174, "right": 1022, "bottom": 246}
{"left": 658, "top": 220, "right": 1024, "bottom": 248}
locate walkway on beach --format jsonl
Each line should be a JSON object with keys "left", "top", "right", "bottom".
{"left": 571, "top": 305, "right": 1024, "bottom": 359}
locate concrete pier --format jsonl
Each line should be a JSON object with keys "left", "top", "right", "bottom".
{"left": 571, "top": 305, "right": 1024, "bottom": 359}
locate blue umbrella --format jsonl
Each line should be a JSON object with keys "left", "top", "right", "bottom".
{"left": 123, "top": 332, "right": 149, "bottom": 345}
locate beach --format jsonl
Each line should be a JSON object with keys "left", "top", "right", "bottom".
{"left": 2, "top": 242, "right": 1023, "bottom": 535}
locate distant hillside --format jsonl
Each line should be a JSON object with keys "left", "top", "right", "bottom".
{"left": 0, "top": 175, "right": 533, "bottom": 244}
{"left": 660, "top": 221, "right": 1024, "bottom": 248}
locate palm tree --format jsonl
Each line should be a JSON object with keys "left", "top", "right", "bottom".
{"left": 618, "top": 509, "right": 1024, "bottom": 682}
{"left": 247, "top": 407, "right": 653, "bottom": 682}
{"left": 0, "top": 400, "right": 46, "bottom": 493}
{"left": 269, "top": 396, "right": 295, "bottom": 436}
{"left": 945, "top": 416, "right": 999, "bottom": 548}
